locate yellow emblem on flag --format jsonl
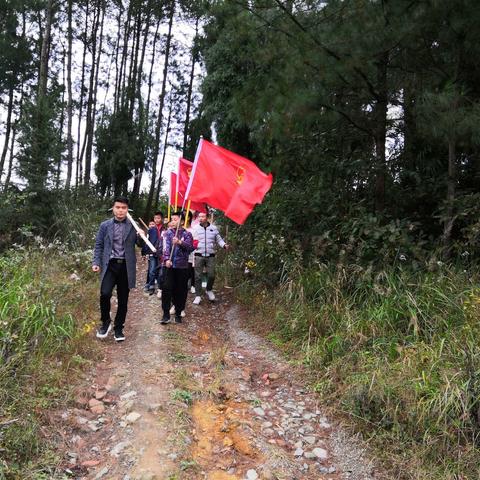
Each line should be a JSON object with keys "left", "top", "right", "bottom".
{"left": 236, "top": 166, "right": 246, "bottom": 185}
{"left": 187, "top": 167, "right": 192, "bottom": 178}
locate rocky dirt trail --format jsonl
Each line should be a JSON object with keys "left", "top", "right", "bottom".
{"left": 56, "top": 260, "right": 380, "bottom": 480}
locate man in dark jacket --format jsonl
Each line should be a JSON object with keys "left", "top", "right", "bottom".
{"left": 160, "top": 211, "right": 194, "bottom": 324}
{"left": 92, "top": 196, "right": 141, "bottom": 342}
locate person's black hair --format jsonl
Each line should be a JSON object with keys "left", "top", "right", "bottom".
{"left": 171, "top": 210, "right": 185, "bottom": 220}
{"left": 154, "top": 211, "right": 164, "bottom": 218}
{"left": 113, "top": 196, "right": 129, "bottom": 206}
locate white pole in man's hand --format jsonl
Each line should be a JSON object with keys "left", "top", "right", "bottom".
{"left": 127, "top": 212, "right": 156, "bottom": 253}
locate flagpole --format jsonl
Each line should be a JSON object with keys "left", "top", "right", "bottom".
{"left": 175, "top": 158, "right": 181, "bottom": 211}
{"left": 168, "top": 173, "right": 173, "bottom": 221}
{"left": 126, "top": 212, "right": 156, "bottom": 253}
{"left": 185, "top": 199, "right": 191, "bottom": 227}
{"left": 171, "top": 159, "right": 185, "bottom": 261}
{"left": 139, "top": 217, "right": 149, "bottom": 231}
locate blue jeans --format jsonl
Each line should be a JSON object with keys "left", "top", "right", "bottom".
{"left": 146, "top": 256, "right": 164, "bottom": 290}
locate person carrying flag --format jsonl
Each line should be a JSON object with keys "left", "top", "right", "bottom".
{"left": 187, "top": 211, "right": 198, "bottom": 293}
{"left": 191, "top": 211, "right": 229, "bottom": 304}
{"left": 160, "top": 211, "right": 194, "bottom": 324}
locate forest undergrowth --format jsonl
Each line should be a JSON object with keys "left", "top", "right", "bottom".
{"left": 0, "top": 201, "right": 104, "bottom": 479}
{"left": 228, "top": 261, "right": 480, "bottom": 479}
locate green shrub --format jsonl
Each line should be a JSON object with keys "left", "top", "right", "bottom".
{"left": 236, "top": 263, "right": 480, "bottom": 479}
{"left": 0, "top": 243, "right": 98, "bottom": 478}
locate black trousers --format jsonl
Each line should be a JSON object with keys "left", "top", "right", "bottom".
{"left": 100, "top": 260, "right": 130, "bottom": 329}
{"left": 161, "top": 267, "right": 189, "bottom": 318}
{"left": 188, "top": 262, "right": 195, "bottom": 287}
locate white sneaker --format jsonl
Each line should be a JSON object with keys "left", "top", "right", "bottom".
{"left": 181, "top": 310, "right": 186, "bottom": 317}
{"left": 193, "top": 296, "right": 201, "bottom": 305}
{"left": 190, "top": 286, "right": 196, "bottom": 294}
{"left": 157, "top": 290, "right": 162, "bottom": 299}
{"left": 96, "top": 323, "right": 112, "bottom": 339}
{"left": 206, "top": 290, "right": 215, "bottom": 301}
{"left": 169, "top": 305, "right": 175, "bottom": 315}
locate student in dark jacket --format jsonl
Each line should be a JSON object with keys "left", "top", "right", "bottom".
{"left": 143, "top": 211, "right": 165, "bottom": 294}
{"left": 92, "top": 196, "right": 141, "bottom": 342}
{"left": 142, "top": 220, "right": 154, "bottom": 288}
{"left": 160, "top": 211, "right": 194, "bottom": 324}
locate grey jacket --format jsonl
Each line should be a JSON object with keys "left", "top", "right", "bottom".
{"left": 192, "top": 222, "right": 226, "bottom": 256}
{"left": 92, "top": 218, "right": 138, "bottom": 289}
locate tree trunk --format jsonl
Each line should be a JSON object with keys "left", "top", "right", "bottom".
{"left": 65, "top": 0, "right": 74, "bottom": 189}
{"left": 126, "top": 8, "right": 141, "bottom": 203}
{"left": 100, "top": 37, "right": 116, "bottom": 124}
{"left": 0, "top": 84, "right": 14, "bottom": 180}
{"left": 136, "top": 1, "right": 151, "bottom": 100}
{"left": 145, "top": 18, "right": 161, "bottom": 123}
{"left": 4, "top": 126, "right": 17, "bottom": 191}
{"left": 30, "top": 0, "right": 54, "bottom": 191}
{"left": 127, "top": 4, "right": 142, "bottom": 117}
{"left": 373, "top": 53, "right": 388, "bottom": 214}
{"left": 117, "top": 3, "right": 133, "bottom": 109}
{"left": 5, "top": 9, "right": 26, "bottom": 191}
{"left": 155, "top": 100, "right": 173, "bottom": 209}
{"left": 85, "top": 0, "right": 105, "bottom": 186}
{"left": 442, "top": 138, "right": 457, "bottom": 253}
{"left": 76, "top": 0, "right": 90, "bottom": 188}
{"left": 134, "top": 12, "right": 160, "bottom": 206}
{"left": 113, "top": 5, "right": 123, "bottom": 113}
{"left": 145, "top": 0, "right": 175, "bottom": 217}
{"left": 401, "top": 81, "right": 417, "bottom": 185}
{"left": 56, "top": 47, "right": 66, "bottom": 189}
{"left": 131, "top": 2, "right": 153, "bottom": 203}
{"left": 82, "top": 0, "right": 101, "bottom": 185}
{"left": 38, "top": 0, "right": 54, "bottom": 99}
{"left": 4, "top": 84, "right": 24, "bottom": 192}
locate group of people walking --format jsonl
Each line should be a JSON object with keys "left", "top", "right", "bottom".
{"left": 92, "top": 196, "right": 228, "bottom": 342}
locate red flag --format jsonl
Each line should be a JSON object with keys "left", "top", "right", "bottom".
{"left": 169, "top": 172, "right": 178, "bottom": 208}
{"left": 185, "top": 139, "right": 273, "bottom": 224}
{"left": 177, "top": 158, "right": 207, "bottom": 213}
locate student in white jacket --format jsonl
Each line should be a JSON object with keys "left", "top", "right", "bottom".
{"left": 191, "top": 211, "right": 229, "bottom": 304}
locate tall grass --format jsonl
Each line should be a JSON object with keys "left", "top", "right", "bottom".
{"left": 0, "top": 243, "right": 99, "bottom": 479}
{"left": 235, "top": 264, "right": 480, "bottom": 479}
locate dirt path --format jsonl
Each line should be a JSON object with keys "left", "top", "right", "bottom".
{"left": 57, "top": 261, "right": 380, "bottom": 480}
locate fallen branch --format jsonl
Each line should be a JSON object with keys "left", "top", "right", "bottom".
{"left": 0, "top": 418, "right": 19, "bottom": 429}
